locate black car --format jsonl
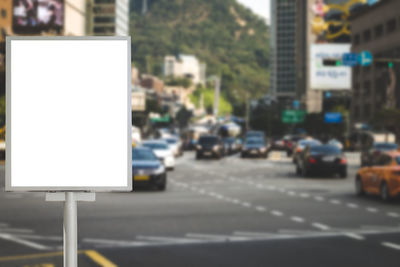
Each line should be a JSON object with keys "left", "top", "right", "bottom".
{"left": 241, "top": 138, "right": 269, "bottom": 158}
{"left": 196, "top": 135, "right": 224, "bottom": 159}
{"left": 361, "top": 142, "right": 398, "bottom": 166}
{"left": 132, "top": 147, "right": 167, "bottom": 191}
{"left": 296, "top": 145, "right": 347, "bottom": 178}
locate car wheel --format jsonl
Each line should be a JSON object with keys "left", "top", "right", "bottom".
{"left": 301, "top": 166, "right": 308, "bottom": 177}
{"left": 380, "top": 182, "right": 391, "bottom": 201}
{"left": 157, "top": 183, "right": 166, "bottom": 191}
{"left": 340, "top": 170, "right": 347, "bottom": 179}
{"left": 241, "top": 153, "right": 245, "bottom": 158}
{"left": 355, "top": 176, "right": 364, "bottom": 196}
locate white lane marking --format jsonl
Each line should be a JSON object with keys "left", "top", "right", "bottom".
{"left": 300, "top": 193, "right": 310, "bottom": 198}
{"left": 0, "top": 233, "right": 50, "bottom": 250}
{"left": 271, "top": 210, "right": 284, "bottom": 217}
{"left": 330, "top": 199, "right": 341, "bottom": 205}
{"left": 232, "top": 199, "right": 240, "bottom": 204}
{"left": 279, "top": 188, "right": 286, "bottom": 193}
{"left": 347, "top": 203, "right": 359, "bottom": 209}
{"left": 291, "top": 216, "right": 305, "bottom": 223}
{"left": 0, "top": 228, "right": 34, "bottom": 234}
{"left": 387, "top": 212, "right": 400, "bottom": 218}
{"left": 14, "top": 234, "right": 63, "bottom": 241}
{"left": 233, "top": 231, "right": 278, "bottom": 238}
{"left": 382, "top": 242, "right": 400, "bottom": 250}
{"left": 367, "top": 207, "right": 378, "bottom": 213}
{"left": 186, "top": 233, "right": 248, "bottom": 241}
{"left": 315, "top": 196, "right": 325, "bottom": 201}
{"left": 344, "top": 233, "right": 365, "bottom": 240}
{"left": 312, "top": 223, "right": 331, "bottom": 231}
{"left": 256, "top": 184, "right": 264, "bottom": 189}
{"left": 255, "top": 206, "right": 267, "bottom": 212}
{"left": 136, "top": 235, "right": 203, "bottom": 244}
{"left": 267, "top": 185, "right": 276, "bottom": 190}
{"left": 288, "top": 191, "right": 296, "bottom": 196}
{"left": 83, "top": 238, "right": 151, "bottom": 247}
{"left": 241, "top": 202, "right": 252, "bottom": 208}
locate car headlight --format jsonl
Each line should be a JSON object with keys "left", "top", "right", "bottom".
{"left": 152, "top": 165, "right": 165, "bottom": 175}
{"left": 260, "top": 147, "right": 267, "bottom": 152}
{"left": 196, "top": 145, "right": 202, "bottom": 150}
{"left": 213, "top": 145, "right": 219, "bottom": 151}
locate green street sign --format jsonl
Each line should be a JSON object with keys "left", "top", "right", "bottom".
{"left": 282, "top": 110, "right": 306, "bottom": 124}
{"left": 150, "top": 115, "right": 170, "bottom": 123}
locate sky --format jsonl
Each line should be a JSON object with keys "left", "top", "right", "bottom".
{"left": 237, "top": 0, "right": 270, "bottom": 23}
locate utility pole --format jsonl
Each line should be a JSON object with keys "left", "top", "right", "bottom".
{"left": 213, "top": 77, "right": 220, "bottom": 118}
{"left": 142, "top": 0, "right": 148, "bottom": 14}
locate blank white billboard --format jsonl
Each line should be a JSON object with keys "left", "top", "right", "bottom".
{"left": 6, "top": 37, "right": 132, "bottom": 192}
{"left": 310, "top": 44, "right": 352, "bottom": 90}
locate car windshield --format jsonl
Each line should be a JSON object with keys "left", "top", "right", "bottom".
{"left": 396, "top": 157, "right": 400, "bottom": 165}
{"left": 132, "top": 149, "right": 158, "bottom": 161}
{"left": 246, "top": 139, "right": 264, "bottom": 145}
{"left": 199, "top": 137, "right": 218, "bottom": 144}
{"left": 165, "top": 138, "right": 177, "bottom": 144}
{"left": 299, "top": 140, "right": 320, "bottom": 147}
{"left": 374, "top": 143, "right": 398, "bottom": 151}
{"left": 310, "top": 145, "right": 341, "bottom": 155}
{"left": 143, "top": 143, "right": 168, "bottom": 150}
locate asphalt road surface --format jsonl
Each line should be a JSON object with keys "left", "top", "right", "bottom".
{"left": 0, "top": 151, "right": 400, "bottom": 266}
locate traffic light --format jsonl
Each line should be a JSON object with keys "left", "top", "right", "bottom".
{"left": 388, "top": 62, "right": 394, "bottom": 68}
{"left": 323, "top": 59, "right": 342, "bottom": 66}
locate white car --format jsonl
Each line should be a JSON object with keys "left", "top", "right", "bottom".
{"left": 162, "top": 137, "right": 182, "bottom": 157}
{"left": 142, "top": 140, "right": 175, "bottom": 171}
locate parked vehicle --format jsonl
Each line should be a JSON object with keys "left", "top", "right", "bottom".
{"left": 296, "top": 144, "right": 347, "bottom": 178}
{"left": 241, "top": 138, "right": 269, "bottom": 158}
{"left": 361, "top": 142, "right": 398, "bottom": 167}
{"left": 162, "top": 137, "right": 183, "bottom": 157}
{"left": 196, "top": 135, "right": 224, "bottom": 159}
{"left": 356, "top": 151, "right": 400, "bottom": 201}
{"left": 142, "top": 140, "right": 175, "bottom": 171}
{"left": 132, "top": 147, "right": 167, "bottom": 191}
{"left": 245, "top": 131, "right": 265, "bottom": 141}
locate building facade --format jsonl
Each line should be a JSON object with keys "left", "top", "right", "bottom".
{"left": 164, "top": 55, "right": 206, "bottom": 86}
{"left": 91, "top": 0, "right": 129, "bottom": 36}
{"left": 350, "top": 0, "right": 400, "bottom": 124}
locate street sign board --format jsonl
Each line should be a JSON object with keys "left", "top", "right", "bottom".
{"left": 324, "top": 112, "right": 342, "bottom": 123}
{"left": 358, "top": 51, "right": 373, "bottom": 66}
{"left": 6, "top": 37, "right": 132, "bottom": 192}
{"left": 292, "top": 100, "right": 300, "bottom": 109}
{"left": 342, "top": 53, "right": 358, "bottom": 67}
{"left": 282, "top": 110, "right": 306, "bottom": 124}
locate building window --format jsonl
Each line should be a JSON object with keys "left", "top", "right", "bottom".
{"left": 94, "top": 16, "right": 115, "bottom": 23}
{"left": 364, "top": 104, "right": 371, "bottom": 117}
{"left": 387, "top": 18, "right": 397, "bottom": 33}
{"left": 94, "top": 0, "right": 115, "bottom": 3}
{"left": 363, "top": 29, "right": 371, "bottom": 42}
{"left": 353, "top": 34, "right": 360, "bottom": 45}
{"left": 1, "top": 9, "right": 6, "bottom": 18}
{"left": 374, "top": 24, "right": 383, "bottom": 38}
{"left": 93, "top": 26, "right": 115, "bottom": 34}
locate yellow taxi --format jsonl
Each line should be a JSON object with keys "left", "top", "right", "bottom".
{"left": 356, "top": 151, "right": 400, "bottom": 201}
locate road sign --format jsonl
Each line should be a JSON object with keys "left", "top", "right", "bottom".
{"left": 6, "top": 36, "right": 132, "bottom": 192}
{"left": 324, "top": 112, "right": 342, "bottom": 123}
{"left": 342, "top": 53, "right": 358, "bottom": 67}
{"left": 325, "top": 92, "right": 332, "bottom": 99}
{"left": 282, "top": 110, "right": 306, "bottom": 124}
{"left": 358, "top": 51, "right": 373, "bottom": 66}
{"left": 292, "top": 100, "right": 300, "bottom": 109}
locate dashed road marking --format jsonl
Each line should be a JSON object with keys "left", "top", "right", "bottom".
{"left": 291, "top": 216, "right": 305, "bottom": 223}
{"left": 312, "top": 223, "right": 331, "bottom": 231}
{"left": 347, "top": 203, "right": 359, "bottom": 209}
{"left": 314, "top": 196, "right": 325, "bottom": 201}
{"left": 330, "top": 199, "right": 341, "bottom": 205}
{"left": 271, "top": 210, "right": 284, "bottom": 217}
{"left": 344, "top": 233, "right": 365, "bottom": 240}
{"left": 255, "top": 206, "right": 267, "bottom": 212}
{"left": 367, "top": 207, "right": 378, "bottom": 213}
{"left": 382, "top": 242, "right": 400, "bottom": 251}
{"left": 387, "top": 212, "right": 400, "bottom": 218}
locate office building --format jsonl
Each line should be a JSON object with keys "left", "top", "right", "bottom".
{"left": 92, "top": 0, "right": 129, "bottom": 36}
{"left": 350, "top": 0, "right": 400, "bottom": 123}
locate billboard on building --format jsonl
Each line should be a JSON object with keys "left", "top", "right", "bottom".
{"left": 12, "top": 0, "right": 63, "bottom": 34}
{"left": 310, "top": 44, "right": 351, "bottom": 90}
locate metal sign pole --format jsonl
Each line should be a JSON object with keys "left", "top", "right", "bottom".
{"left": 46, "top": 192, "right": 96, "bottom": 267}
{"left": 64, "top": 192, "right": 77, "bottom": 267}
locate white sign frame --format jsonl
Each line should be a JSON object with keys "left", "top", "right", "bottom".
{"left": 5, "top": 36, "right": 132, "bottom": 192}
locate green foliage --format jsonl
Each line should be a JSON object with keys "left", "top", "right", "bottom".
{"left": 130, "top": 0, "right": 269, "bottom": 110}
{"left": 190, "top": 87, "right": 232, "bottom": 116}
{"left": 165, "top": 77, "right": 192, "bottom": 88}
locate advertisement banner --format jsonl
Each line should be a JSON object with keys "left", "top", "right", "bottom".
{"left": 310, "top": 44, "right": 352, "bottom": 90}
{"left": 13, "top": 0, "right": 63, "bottom": 34}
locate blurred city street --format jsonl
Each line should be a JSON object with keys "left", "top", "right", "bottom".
{"left": 1, "top": 151, "right": 400, "bottom": 266}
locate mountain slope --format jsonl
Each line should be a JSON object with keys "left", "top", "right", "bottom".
{"left": 130, "top": 0, "right": 269, "bottom": 109}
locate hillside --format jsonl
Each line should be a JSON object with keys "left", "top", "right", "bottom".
{"left": 130, "top": 0, "right": 269, "bottom": 112}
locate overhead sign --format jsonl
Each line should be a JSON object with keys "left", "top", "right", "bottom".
{"left": 282, "top": 110, "right": 306, "bottom": 124}
{"left": 324, "top": 112, "right": 342, "bottom": 123}
{"left": 310, "top": 44, "right": 352, "bottom": 90}
{"left": 6, "top": 37, "right": 132, "bottom": 192}
{"left": 342, "top": 53, "right": 358, "bottom": 67}
{"left": 358, "top": 51, "right": 373, "bottom": 67}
